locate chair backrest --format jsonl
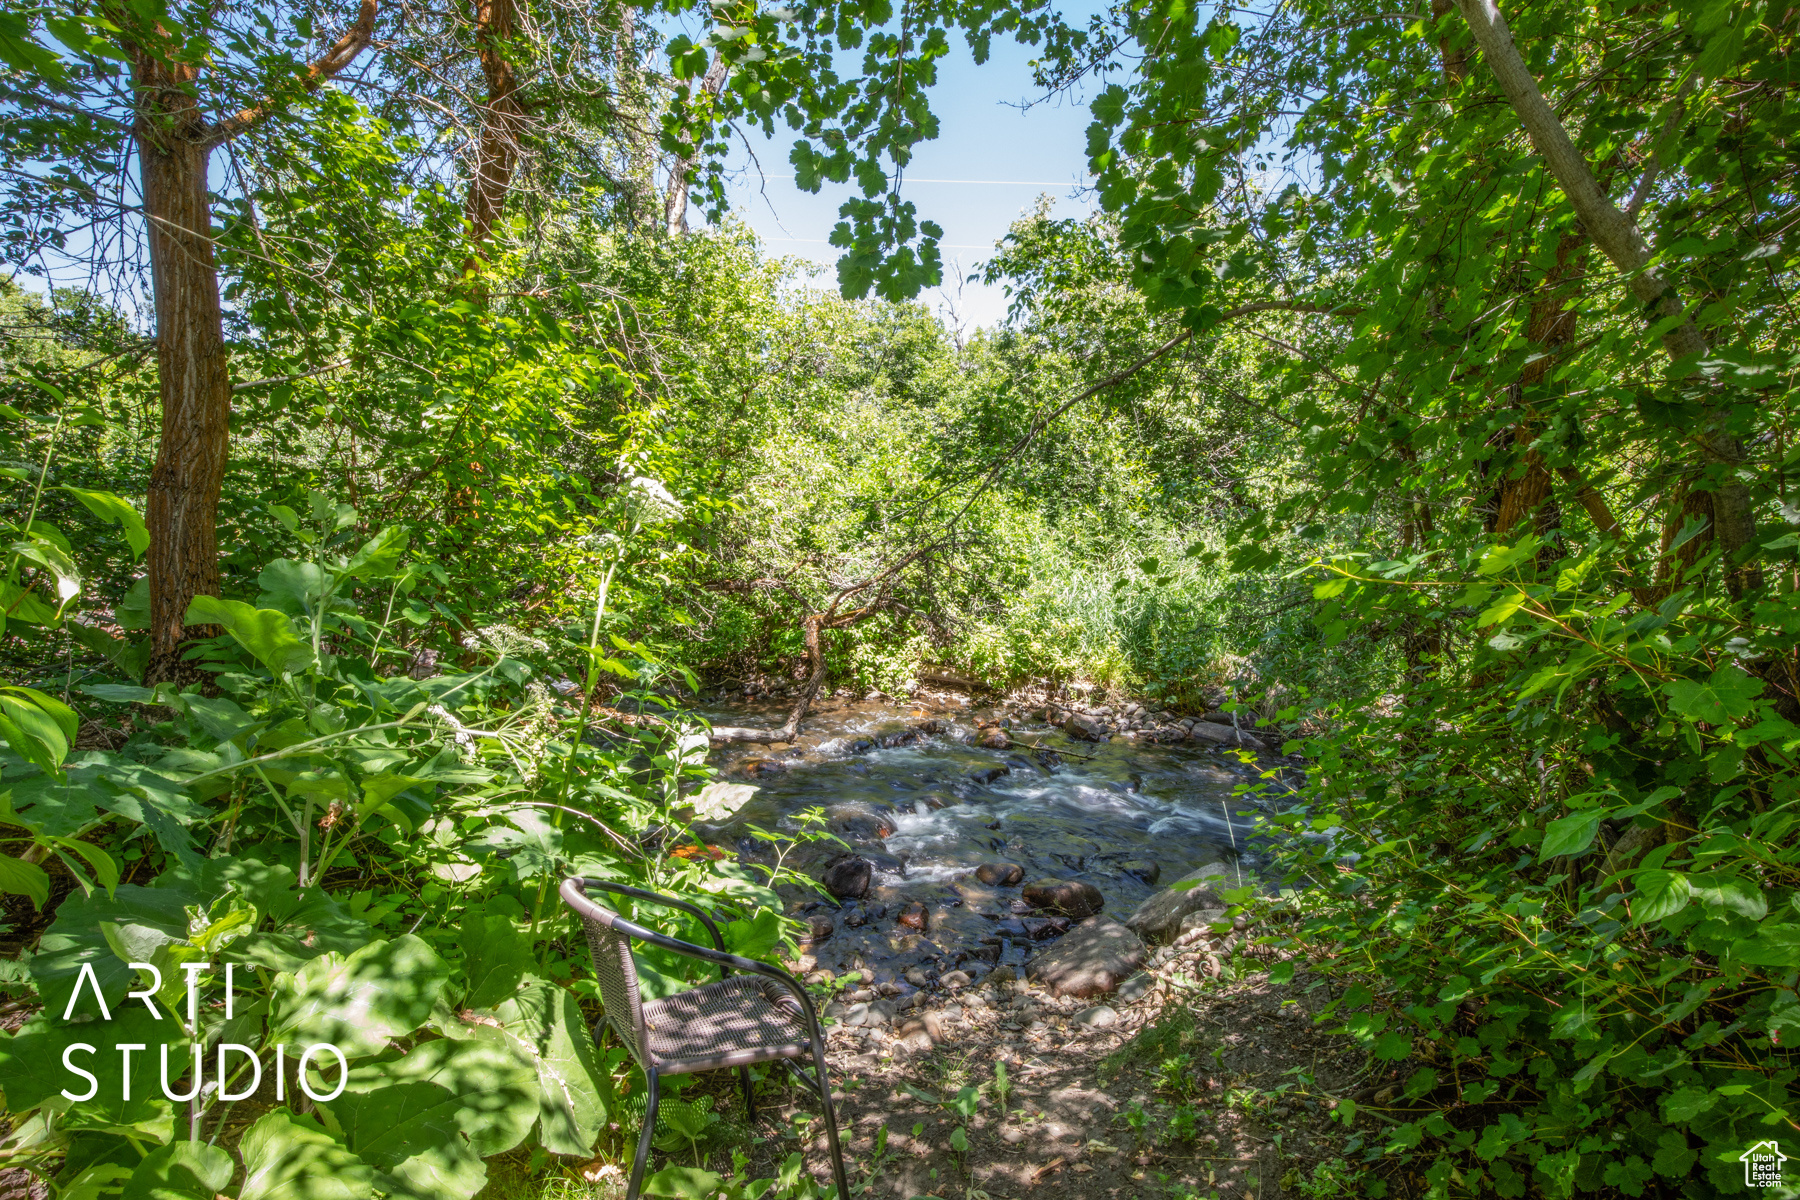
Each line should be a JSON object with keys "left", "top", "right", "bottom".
{"left": 559, "top": 877, "right": 649, "bottom": 1067}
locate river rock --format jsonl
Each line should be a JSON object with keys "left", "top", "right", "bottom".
{"left": 969, "top": 766, "right": 1010, "bottom": 785}
{"left": 1075, "top": 1004, "right": 1119, "bottom": 1028}
{"left": 1184, "top": 720, "right": 1266, "bottom": 752}
{"left": 1120, "top": 859, "right": 1160, "bottom": 885}
{"left": 1025, "top": 917, "right": 1147, "bottom": 998}
{"left": 1023, "top": 878, "right": 1105, "bottom": 918}
{"left": 1021, "top": 915, "right": 1071, "bottom": 940}
{"left": 738, "top": 757, "right": 788, "bottom": 778}
{"left": 825, "top": 801, "right": 897, "bottom": 842}
{"left": 821, "top": 854, "right": 873, "bottom": 900}
{"left": 1125, "top": 859, "right": 1233, "bottom": 943}
{"left": 802, "top": 914, "right": 834, "bottom": 944}
{"left": 939, "top": 970, "right": 971, "bottom": 989}
{"left": 904, "top": 967, "right": 931, "bottom": 987}
{"left": 976, "top": 861, "right": 1024, "bottom": 886}
{"left": 897, "top": 902, "right": 930, "bottom": 931}
{"left": 977, "top": 727, "right": 1013, "bottom": 750}
{"left": 1062, "top": 713, "right": 1108, "bottom": 742}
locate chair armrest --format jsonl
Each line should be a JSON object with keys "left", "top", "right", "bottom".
{"left": 568, "top": 876, "right": 730, "bottom": 964}
{"left": 568, "top": 881, "right": 828, "bottom": 1045}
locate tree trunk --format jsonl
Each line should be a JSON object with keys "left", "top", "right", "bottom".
{"left": 134, "top": 65, "right": 231, "bottom": 686}
{"left": 466, "top": 0, "right": 528, "bottom": 257}
{"left": 664, "top": 56, "right": 728, "bottom": 237}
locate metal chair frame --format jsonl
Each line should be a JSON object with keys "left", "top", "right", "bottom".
{"left": 559, "top": 876, "right": 851, "bottom": 1200}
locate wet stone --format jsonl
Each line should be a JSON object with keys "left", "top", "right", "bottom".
{"left": 1026, "top": 916, "right": 1148, "bottom": 999}
{"left": 1022, "top": 879, "right": 1105, "bottom": 919}
{"left": 977, "top": 727, "right": 1013, "bottom": 750}
{"left": 897, "top": 902, "right": 930, "bottom": 932}
{"left": 1120, "top": 859, "right": 1160, "bottom": 885}
{"left": 975, "top": 861, "right": 1025, "bottom": 886}
{"left": 1020, "top": 915, "right": 1071, "bottom": 940}
{"left": 969, "top": 766, "right": 1010, "bottom": 786}
{"left": 822, "top": 854, "right": 873, "bottom": 900}
{"left": 940, "top": 970, "right": 972, "bottom": 989}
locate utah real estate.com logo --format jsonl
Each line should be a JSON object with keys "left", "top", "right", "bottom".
{"left": 1743, "top": 1140, "right": 1789, "bottom": 1189}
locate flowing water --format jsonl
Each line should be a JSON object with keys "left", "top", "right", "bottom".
{"left": 696, "top": 695, "right": 1300, "bottom": 983}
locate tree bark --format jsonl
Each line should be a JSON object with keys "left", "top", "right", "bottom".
{"left": 664, "top": 56, "right": 728, "bottom": 237}
{"left": 133, "top": 54, "right": 231, "bottom": 686}
{"left": 1455, "top": 0, "right": 1759, "bottom": 593}
{"left": 126, "top": 4, "right": 377, "bottom": 684}
{"left": 466, "top": 0, "right": 528, "bottom": 256}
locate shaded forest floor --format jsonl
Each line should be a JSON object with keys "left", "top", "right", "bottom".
{"left": 482, "top": 958, "right": 1372, "bottom": 1200}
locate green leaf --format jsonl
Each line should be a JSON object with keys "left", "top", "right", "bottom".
{"left": 641, "top": 1167, "right": 725, "bottom": 1199}
{"left": 59, "top": 486, "right": 149, "bottom": 558}
{"left": 124, "top": 1139, "right": 234, "bottom": 1200}
{"left": 271, "top": 935, "right": 452, "bottom": 1059}
{"left": 0, "top": 853, "right": 49, "bottom": 907}
{"left": 1661, "top": 1086, "right": 1717, "bottom": 1122}
{"left": 329, "top": 1080, "right": 489, "bottom": 1200}
{"left": 1540, "top": 809, "right": 1602, "bottom": 858}
{"left": 29, "top": 880, "right": 198, "bottom": 1016}
{"left": 183, "top": 596, "right": 314, "bottom": 675}
{"left": 1665, "top": 665, "right": 1763, "bottom": 725}
{"left": 458, "top": 910, "right": 533, "bottom": 1010}
{"left": 336, "top": 1035, "right": 539, "bottom": 1158}
{"left": 1688, "top": 871, "right": 1767, "bottom": 920}
{"left": 1631, "top": 870, "right": 1692, "bottom": 922}
{"left": 0, "top": 1005, "right": 185, "bottom": 1128}
{"left": 488, "top": 980, "right": 614, "bottom": 1154}
{"left": 238, "top": 1109, "right": 376, "bottom": 1200}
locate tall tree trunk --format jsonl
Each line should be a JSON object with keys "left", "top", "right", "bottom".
{"left": 466, "top": 0, "right": 528, "bottom": 258}
{"left": 664, "top": 56, "right": 728, "bottom": 237}
{"left": 133, "top": 63, "right": 231, "bottom": 686}
{"left": 125, "top": 3, "right": 377, "bottom": 684}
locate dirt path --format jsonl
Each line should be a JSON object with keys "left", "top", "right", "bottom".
{"left": 747, "top": 949, "right": 1366, "bottom": 1200}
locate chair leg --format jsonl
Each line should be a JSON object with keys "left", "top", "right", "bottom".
{"left": 808, "top": 1039, "right": 852, "bottom": 1200}
{"left": 739, "top": 1065, "right": 756, "bottom": 1123}
{"left": 626, "top": 1069, "right": 660, "bottom": 1200}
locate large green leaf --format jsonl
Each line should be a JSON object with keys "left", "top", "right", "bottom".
{"left": 2, "top": 761, "right": 110, "bottom": 836}
{"left": 237, "top": 1109, "right": 375, "bottom": 1200}
{"left": 1539, "top": 809, "right": 1601, "bottom": 859}
{"left": 183, "top": 596, "right": 314, "bottom": 675}
{"left": 326, "top": 1036, "right": 538, "bottom": 1200}
{"left": 30, "top": 882, "right": 198, "bottom": 1016}
{"left": 59, "top": 486, "right": 149, "bottom": 558}
{"left": 1664, "top": 665, "right": 1763, "bottom": 725}
{"left": 256, "top": 559, "right": 329, "bottom": 616}
{"left": 271, "top": 935, "right": 451, "bottom": 1059}
{"left": 488, "top": 980, "right": 614, "bottom": 1154}
{"left": 337, "top": 1035, "right": 539, "bottom": 1155}
{"left": 458, "top": 909, "right": 533, "bottom": 1010}
{"left": 0, "top": 1006, "right": 184, "bottom": 1129}
{"left": 0, "top": 851, "right": 49, "bottom": 907}
{"left": 123, "top": 1139, "right": 233, "bottom": 1200}
{"left": 329, "top": 1081, "right": 487, "bottom": 1200}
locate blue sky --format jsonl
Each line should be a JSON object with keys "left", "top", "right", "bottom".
{"left": 704, "top": 33, "right": 1104, "bottom": 329}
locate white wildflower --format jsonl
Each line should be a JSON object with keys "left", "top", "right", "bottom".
{"left": 624, "top": 475, "right": 684, "bottom": 527}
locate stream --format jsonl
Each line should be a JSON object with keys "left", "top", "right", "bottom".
{"left": 695, "top": 694, "right": 1301, "bottom": 984}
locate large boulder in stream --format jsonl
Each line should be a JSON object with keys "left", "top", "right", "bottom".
{"left": 975, "top": 861, "right": 1024, "bottom": 886}
{"left": 825, "top": 801, "right": 898, "bottom": 842}
{"left": 1185, "top": 720, "right": 1266, "bottom": 753}
{"left": 1126, "top": 856, "right": 1235, "bottom": 944}
{"left": 1062, "top": 713, "right": 1109, "bottom": 742}
{"left": 821, "top": 854, "right": 873, "bottom": 900}
{"left": 1026, "top": 917, "right": 1146, "bottom": 998}
{"left": 1023, "top": 878, "right": 1104, "bottom": 918}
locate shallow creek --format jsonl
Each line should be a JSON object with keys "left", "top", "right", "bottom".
{"left": 694, "top": 695, "right": 1298, "bottom": 985}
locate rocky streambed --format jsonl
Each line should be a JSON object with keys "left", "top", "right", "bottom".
{"left": 689, "top": 692, "right": 1303, "bottom": 1015}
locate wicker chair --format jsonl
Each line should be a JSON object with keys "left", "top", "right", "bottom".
{"left": 558, "top": 876, "right": 850, "bottom": 1200}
